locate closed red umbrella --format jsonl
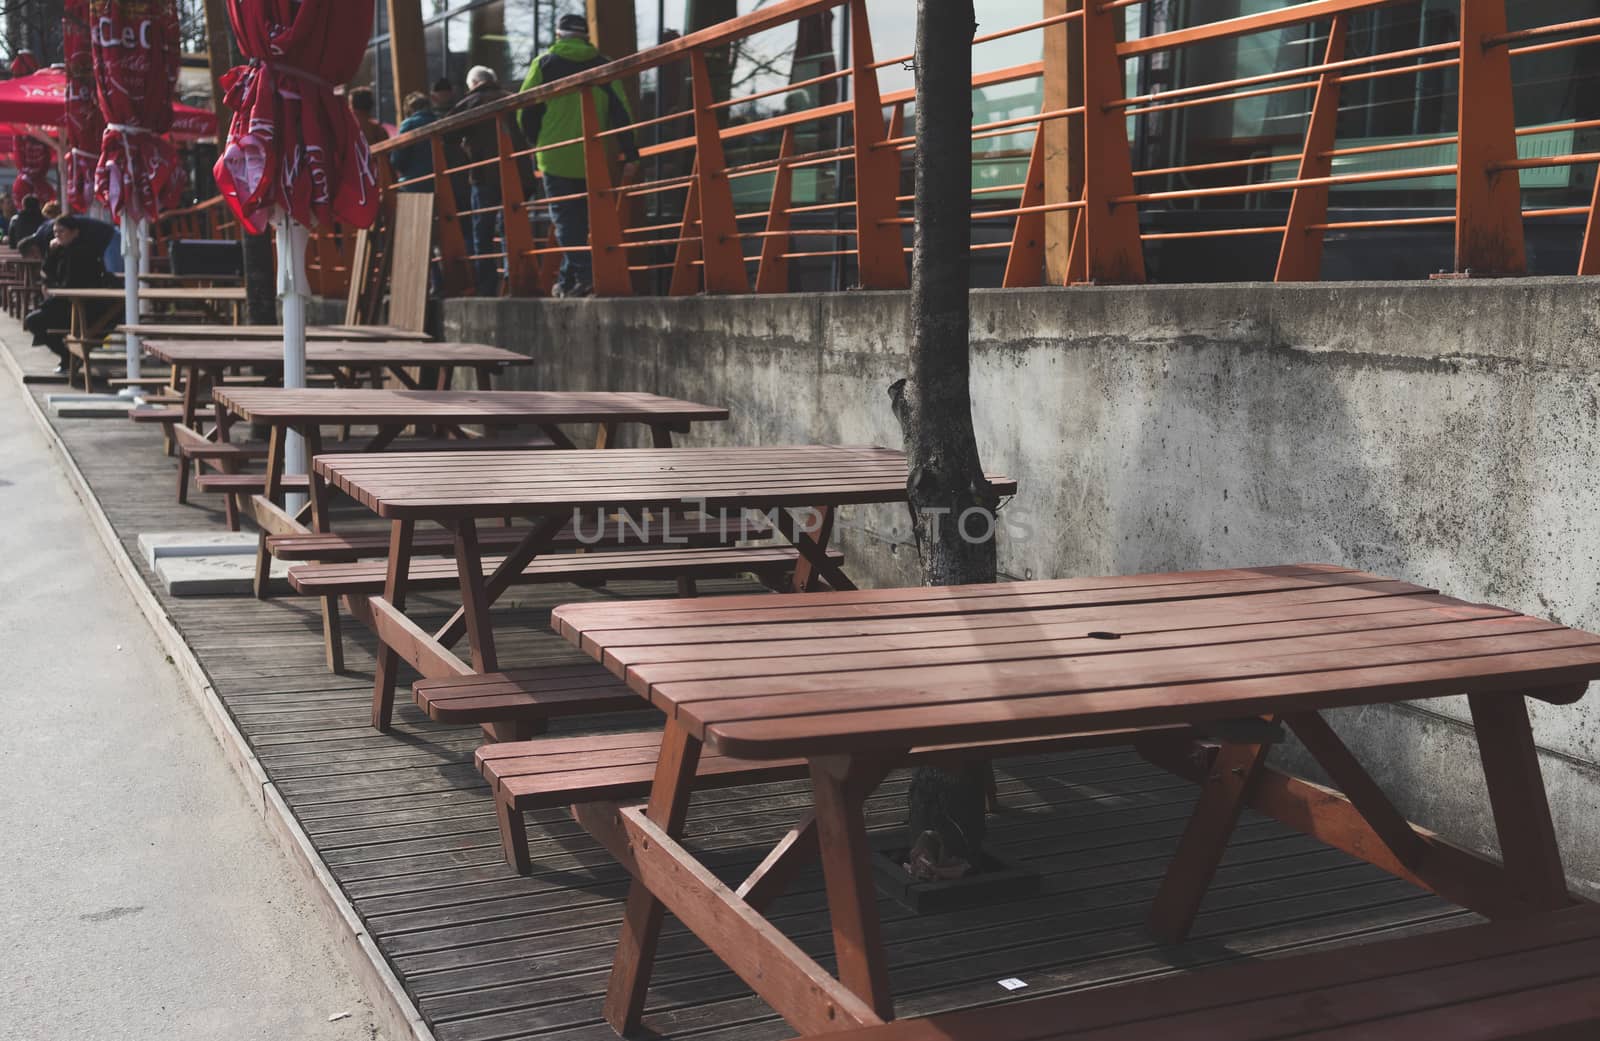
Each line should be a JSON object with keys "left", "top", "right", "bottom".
{"left": 213, "top": 0, "right": 380, "bottom": 234}
{"left": 64, "top": 0, "right": 105, "bottom": 214}
{"left": 91, "top": 0, "right": 182, "bottom": 222}
{"left": 214, "top": 0, "right": 381, "bottom": 501}
{"left": 91, "top": 0, "right": 183, "bottom": 393}
{"left": 12, "top": 134, "right": 57, "bottom": 206}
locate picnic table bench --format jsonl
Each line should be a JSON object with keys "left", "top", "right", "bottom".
{"left": 788, "top": 904, "right": 1600, "bottom": 1041}
{"left": 226, "top": 389, "right": 737, "bottom": 674}
{"left": 51, "top": 285, "right": 250, "bottom": 389}
{"left": 499, "top": 564, "right": 1600, "bottom": 1036}
{"left": 315, "top": 445, "right": 1017, "bottom": 740}
{"left": 122, "top": 322, "right": 432, "bottom": 341}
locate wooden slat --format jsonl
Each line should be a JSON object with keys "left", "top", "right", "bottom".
{"left": 214, "top": 387, "right": 729, "bottom": 426}
{"left": 146, "top": 340, "right": 527, "bottom": 367}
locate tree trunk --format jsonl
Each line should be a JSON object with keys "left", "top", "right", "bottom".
{"left": 891, "top": 0, "right": 999, "bottom": 877}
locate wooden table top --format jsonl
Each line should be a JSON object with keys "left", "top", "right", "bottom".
{"left": 139, "top": 272, "right": 244, "bottom": 283}
{"left": 49, "top": 286, "right": 248, "bottom": 301}
{"left": 147, "top": 340, "right": 528, "bottom": 367}
{"left": 225, "top": 388, "right": 730, "bottom": 429}
{"left": 316, "top": 444, "right": 1000, "bottom": 520}
{"left": 123, "top": 323, "right": 432, "bottom": 341}
{"left": 551, "top": 564, "right": 1600, "bottom": 760}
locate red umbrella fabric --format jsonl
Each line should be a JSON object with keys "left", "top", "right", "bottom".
{"left": 213, "top": 0, "right": 380, "bottom": 234}
{"left": 91, "top": 0, "right": 183, "bottom": 222}
{"left": 10, "top": 51, "right": 39, "bottom": 78}
{"left": 64, "top": 0, "right": 105, "bottom": 213}
{"left": 12, "top": 134, "right": 57, "bottom": 206}
{"left": 0, "top": 69, "right": 215, "bottom": 138}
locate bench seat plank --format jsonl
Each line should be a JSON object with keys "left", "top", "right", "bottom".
{"left": 289, "top": 544, "right": 839, "bottom": 596}
{"left": 782, "top": 905, "right": 1600, "bottom": 1041}
{"left": 267, "top": 511, "right": 772, "bottom": 561}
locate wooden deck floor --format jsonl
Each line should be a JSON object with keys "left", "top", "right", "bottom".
{"left": 15, "top": 348, "right": 1479, "bottom": 1041}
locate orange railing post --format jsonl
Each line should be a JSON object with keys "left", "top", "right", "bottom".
{"left": 1080, "top": 0, "right": 1144, "bottom": 283}
{"left": 1276, "top": 15, "right": 1348, "bottom": 282}
{"left": 580, "top": 89, "right": 634, "bottom": 296}
{"left": 755, "top": 128, "right": 797, "bottom": 293}
{"left": 430, "top": 139, "right": 474, "bottom": 295}
{"left": 1456, "top": 0, "right": 1526, "bottom": 275}
{"left": 1582, "top": 177, "right": 1600, "bottom": 276}
{"left": 497, "top": 117, "right": 541, "bottom": 296}
{"left": 1002, "top": 129, "right": 1047, "bottom": 287}
{"left": 848, "top": 0, "right": 908, "bottom": 290}
{"left": 690, "top": 49, "right": 751, "bottom": 294}
{"left": 670, "top": 162, "right": 704, "bottom": 296}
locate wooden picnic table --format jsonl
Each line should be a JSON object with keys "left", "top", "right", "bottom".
{"left": 122, "top": 323, "right": 432, "bottom": 341}
{"left": 150, "top": 341, "right": 532, "bottom": 429}
{"left": 547, "top": 564, "right": 1600, "bottom": 1035}
{"left": 314, "top": 445, "right": 1014, "bottom": 735}
{"left": 51, "top": 285, "right": 249, "bottom": 342}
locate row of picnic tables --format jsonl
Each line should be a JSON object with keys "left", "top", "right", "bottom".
{"left": 109, "top": 318, "right": 1600, "bottom": 1037}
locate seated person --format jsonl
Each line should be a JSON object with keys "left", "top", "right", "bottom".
{"left": 23, "top": 214, "right": 118, "bottom": 373}
{"left": 7, "top": 195, "right": 43, "bottom": 247}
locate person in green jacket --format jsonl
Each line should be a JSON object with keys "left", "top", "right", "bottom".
{"left": 518, "top": 13, "right": 640, "bottom": 297}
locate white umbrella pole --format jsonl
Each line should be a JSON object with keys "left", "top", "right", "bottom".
{"left": 118, "top": 217, "right": 143, "bottom": 398}
{"left": 138, "top": 222, "right": 151, "bottom": 317}
{"left": 275, "top": 212, "right": 311, "bottom": 515}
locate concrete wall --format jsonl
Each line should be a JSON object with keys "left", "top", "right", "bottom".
{"left": 446, "top": 278, "right": 1600, "bottom": 892}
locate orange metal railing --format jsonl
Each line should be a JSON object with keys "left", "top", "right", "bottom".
{"left": 368, "top": 0, "right": 1600, "bottom": 297}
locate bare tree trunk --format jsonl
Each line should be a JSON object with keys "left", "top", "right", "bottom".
{"left": 891, "top": 0, "right": 999, "bottom": 877}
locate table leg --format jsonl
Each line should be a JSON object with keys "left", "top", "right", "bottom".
{"left": 432, "top": 513, "right": 568, "bottom": 649}
{"left": 649, "top": 423, "right": 673, "bottom": 448}
{"left": 1468, "top": 692, "right": 1570, "bottom": 910}
{"left": 605, "top": 719, "right": 703, "bottom": 1034}
{"left": 252, "top": 424, "right": 288, "bottom": 601}
{"left": 452, "top": 518, "right": 498, "bottom": 673}
{"left": 1147, "top": 737, "right": 1273, "bottom": 943}
{"left": 778, "top": 505, "right": 857, "bottom": 593}
{"left": 372, "top": 518, "right": 417, "bottom": 730}
{"left": 809, "top": 755, "right": 895, "bottom": 1019}
{"left": 593, "top": 421, "right": 621, "bottom": 450}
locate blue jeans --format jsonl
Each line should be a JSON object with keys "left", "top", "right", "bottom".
{"left": 470, "top": 180, "right": 503, "bottom": 296}
{"left": 543, "top": 173, "right": 591, "bottom": 292}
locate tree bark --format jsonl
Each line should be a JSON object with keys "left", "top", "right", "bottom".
{"left": 891, "top": 0, "right": 999, "bottom": 874}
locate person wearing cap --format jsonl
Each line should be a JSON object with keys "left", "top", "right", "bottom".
{"left": 449, "top": 65, "right": 524, "bottom": 296}
{"left": 518, "top": 13, "right": 640, "bottom": 298}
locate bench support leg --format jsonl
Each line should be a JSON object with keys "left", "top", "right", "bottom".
{"left": 322, "top": 597, "right": 345, "bottom": 674}
{"left": 372, "top": 518, "right": 416, "bottom": 730}
{"left": 1470, "top": 692, "right": 1570, "bottom": 910}
{"left": 1147, "top": 737, "right": 1272, "bottom": 943}
{"left": 495, "top": 793, "right": 532, "bottom": 874}
{"left": 604, "top": 720, "right": 702, "bottom": 1035}
{"left": 810, "top": 754, "right": 895, "bottom": 1020}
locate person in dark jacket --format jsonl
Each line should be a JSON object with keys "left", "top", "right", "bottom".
{"left": 7, "top": 195, "right": 44, "bottom": 247}
{"left": 391, "top": 92, "right": 440, "bottom": 191}
{"left": 517, "top": 13, "right": 639, "bottom": 297}
{"left": 449, "top": 65, "right": 522, "bottom": 296}
{"left": 23, "top": 214, "right": 117, "bottom": 370}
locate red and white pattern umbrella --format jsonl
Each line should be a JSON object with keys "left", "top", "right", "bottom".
{"left": 213, "top": 0, "right": 381, "bottom": 499}
{"left": 64, "top": 0, "right": 105, "bottom": 214}
{"left": 12, "top": 135, "right": 57, "bottom": 206}
{"left": 213, "top": 0, "right": 380, "bottom": 234}
{"left": 90, "top": 0, "right": 182, "bottom": 223}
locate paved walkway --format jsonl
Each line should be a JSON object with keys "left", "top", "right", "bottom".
{"left": 0, "top": 345, "right": 383, "bottom": 1040}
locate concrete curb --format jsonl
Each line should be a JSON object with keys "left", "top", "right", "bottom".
{"left": 1, "top": 344, "right": 438, "bottom": 1041}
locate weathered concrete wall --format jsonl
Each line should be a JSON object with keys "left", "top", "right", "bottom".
{"left": 446, "top": 279, "right": 1600, "bottom": 892}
